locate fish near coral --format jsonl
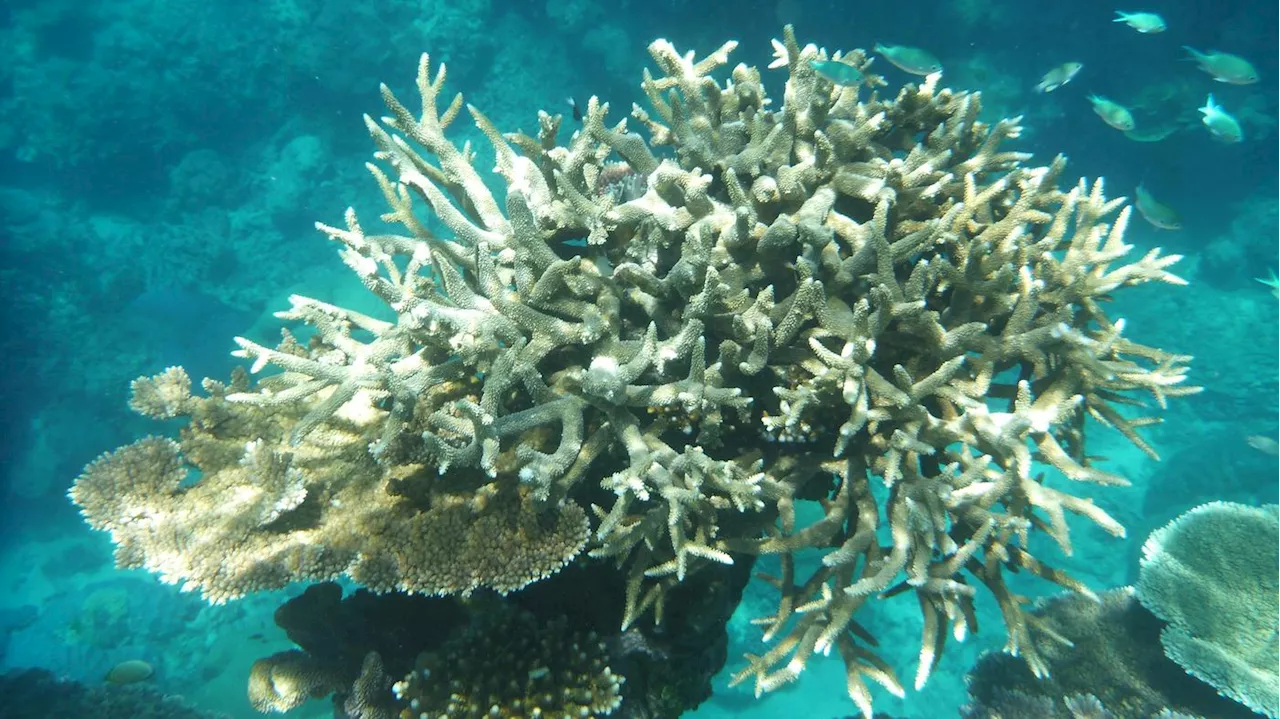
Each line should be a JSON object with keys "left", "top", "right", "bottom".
{"left": 1183, "top": 46, "right": 1259, "bottom": 85}
{"left": 1088, "top": 95, "right": 1135, "bottom": 131}
{"left": 809, "top": 59, "right": 864, "bottom": 86}
{"left": 1035, "top": 62, "right": 1083, "bottom": 93}
{"left": 1134, "top": 184, "right": 1182, "bottom": 230}
{"left": 873, "top": 43, "right": 942, "bottom": 75}
{"left": 1198, "top": 94, "right": 1243, "bottom": 143}
{"left": 1113, "top": 10, "right": 1167, "bottom": 33}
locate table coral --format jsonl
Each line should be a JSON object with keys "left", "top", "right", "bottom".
{"left": 1138, "top": 502, "right": 1280, "bottom": 719}
{"left": 71, "top": 26, "right": 1200, "bottom": 717}
{"left": 962, "top": 587, "right": 1256, "bottom": 719}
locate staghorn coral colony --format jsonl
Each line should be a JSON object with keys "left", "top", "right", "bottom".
{"left": 71, "top": 27, "right": 1200, "bottom": 718}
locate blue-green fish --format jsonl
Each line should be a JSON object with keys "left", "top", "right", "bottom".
{"left": 1134, "top": 184, "right": 1182, "bottom": 230}
{"left": 1198, "top": 94, "right": 1243, "bottom": 143}
{"left": 809, "top": 59, "right": 864, "bottom": 87}
{"left": 1183, "top": 46, "right": 1259, "bottom": 85}
{"left": 1088, "top": 95, "right": 1135, "bottom": 131}
{"left": 873, "top": 43, "right": 942, "bottom": 76}
{"left": 1113, "top": 11, "right": 1166, "bottom": 33}
{"left": 1035, "top": 62, "right": 1083, "bottom": 93}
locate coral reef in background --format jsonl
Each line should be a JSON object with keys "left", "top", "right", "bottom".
{"left": 1200, "top": 192, "right": 1280, "bottom": 290}
{"left": 1137, "top": 502, "right": 1279, "bottom": 719}
{"left": 0, "top": 0, "right": 503, "bottom": 172}
{"left": 0, "top": 667, "right": 231, "bottom": 719}
{"left": 72, "top": 26, "right": 1199, "bottom": 717}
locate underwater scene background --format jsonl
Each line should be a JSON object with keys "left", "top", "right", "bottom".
{"left": 0, "top": 0, "right": 1276, "bottom": 717}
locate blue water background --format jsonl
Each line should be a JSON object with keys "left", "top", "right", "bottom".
{"left": 0, "top": 0, "right": 1275, "bottom": 717}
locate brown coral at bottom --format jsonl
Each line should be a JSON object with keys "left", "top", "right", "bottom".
{"left": 248, "top": 649, "right": 341, "bottom": 713}
{"left": 392, "top": 611, "right": 625, "bottom": 718}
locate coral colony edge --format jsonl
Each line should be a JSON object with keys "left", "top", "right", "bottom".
{"left": 69, "top": 27, "right": 1200, "bottom": 719}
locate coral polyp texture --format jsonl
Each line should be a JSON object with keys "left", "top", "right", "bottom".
{"left": 70, "top": 26, "right": 1199, "bottom": 716}
{"left": 392, "top": 612, "right": 625, "bottom": 719}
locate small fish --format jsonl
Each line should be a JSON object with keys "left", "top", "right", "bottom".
{"left": 1198, "top": 94, "right": 1243, "bottom": 143}
{"left": 1183, "top": 46, "right": 1259, "bottom": 85}
{"left": 809, "top": 59, "right": 864, "bottom": 87}
{"left": 105, "top": 659, "right": 154, "bottom": 685}
{"left": 1035, "top": 62, "right": 1083, "bottom": 93}
{"left": 566, "top": 98, "right": 582, "bottom": 123}
{"left": 1088, "top": 95, "right": 1135, "bottom": 131}
{"left": 873, "top": 43, "right": 942, "bottom": 76}
{"left": 1134, "top": 184, "right": 1182, "bottom": 230}
{"left": 1246, "top": 434, "right": 1279, "bottom": 456}
{"left": 1124, "top": 124, "right": 1179, "bottom": 143}
{"left": 1113, "top": 11, "right": 1166, "bottom": 33}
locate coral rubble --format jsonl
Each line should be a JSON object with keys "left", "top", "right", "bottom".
{"left": 71, "top": 26, "right": 1199, "bottom": 717}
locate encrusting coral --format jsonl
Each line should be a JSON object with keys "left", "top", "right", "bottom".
{"left": 71, "top": 26, "right": 1199, "bottom": 717}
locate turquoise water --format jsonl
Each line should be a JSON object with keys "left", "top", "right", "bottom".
{"left": 0, "top": 1, "right": 1275, "bottom": 717}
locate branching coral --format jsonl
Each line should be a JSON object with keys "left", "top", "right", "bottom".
{"left": 71, "top": 26, "right": 1199, "bottom": 717}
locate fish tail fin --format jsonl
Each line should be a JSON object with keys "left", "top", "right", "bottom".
{"left": 1181, "top": 45, "right": 1204, "bottom": 61}
{"left": 1112, "top": 11, "right": 1128, "bottom": 21}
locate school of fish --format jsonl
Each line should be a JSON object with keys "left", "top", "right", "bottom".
{"left": 1098, "top": 11, "right": 1256, "bottom": 231}
{"left": 856, "top": 9, "right": 1259, "bottom": 234}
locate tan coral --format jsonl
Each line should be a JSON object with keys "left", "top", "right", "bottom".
{"left": 71, "top": 379, "right": 589, "bottom": 602}
{"left": 128, "top": 366, "right": 193, "bottom": 419}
